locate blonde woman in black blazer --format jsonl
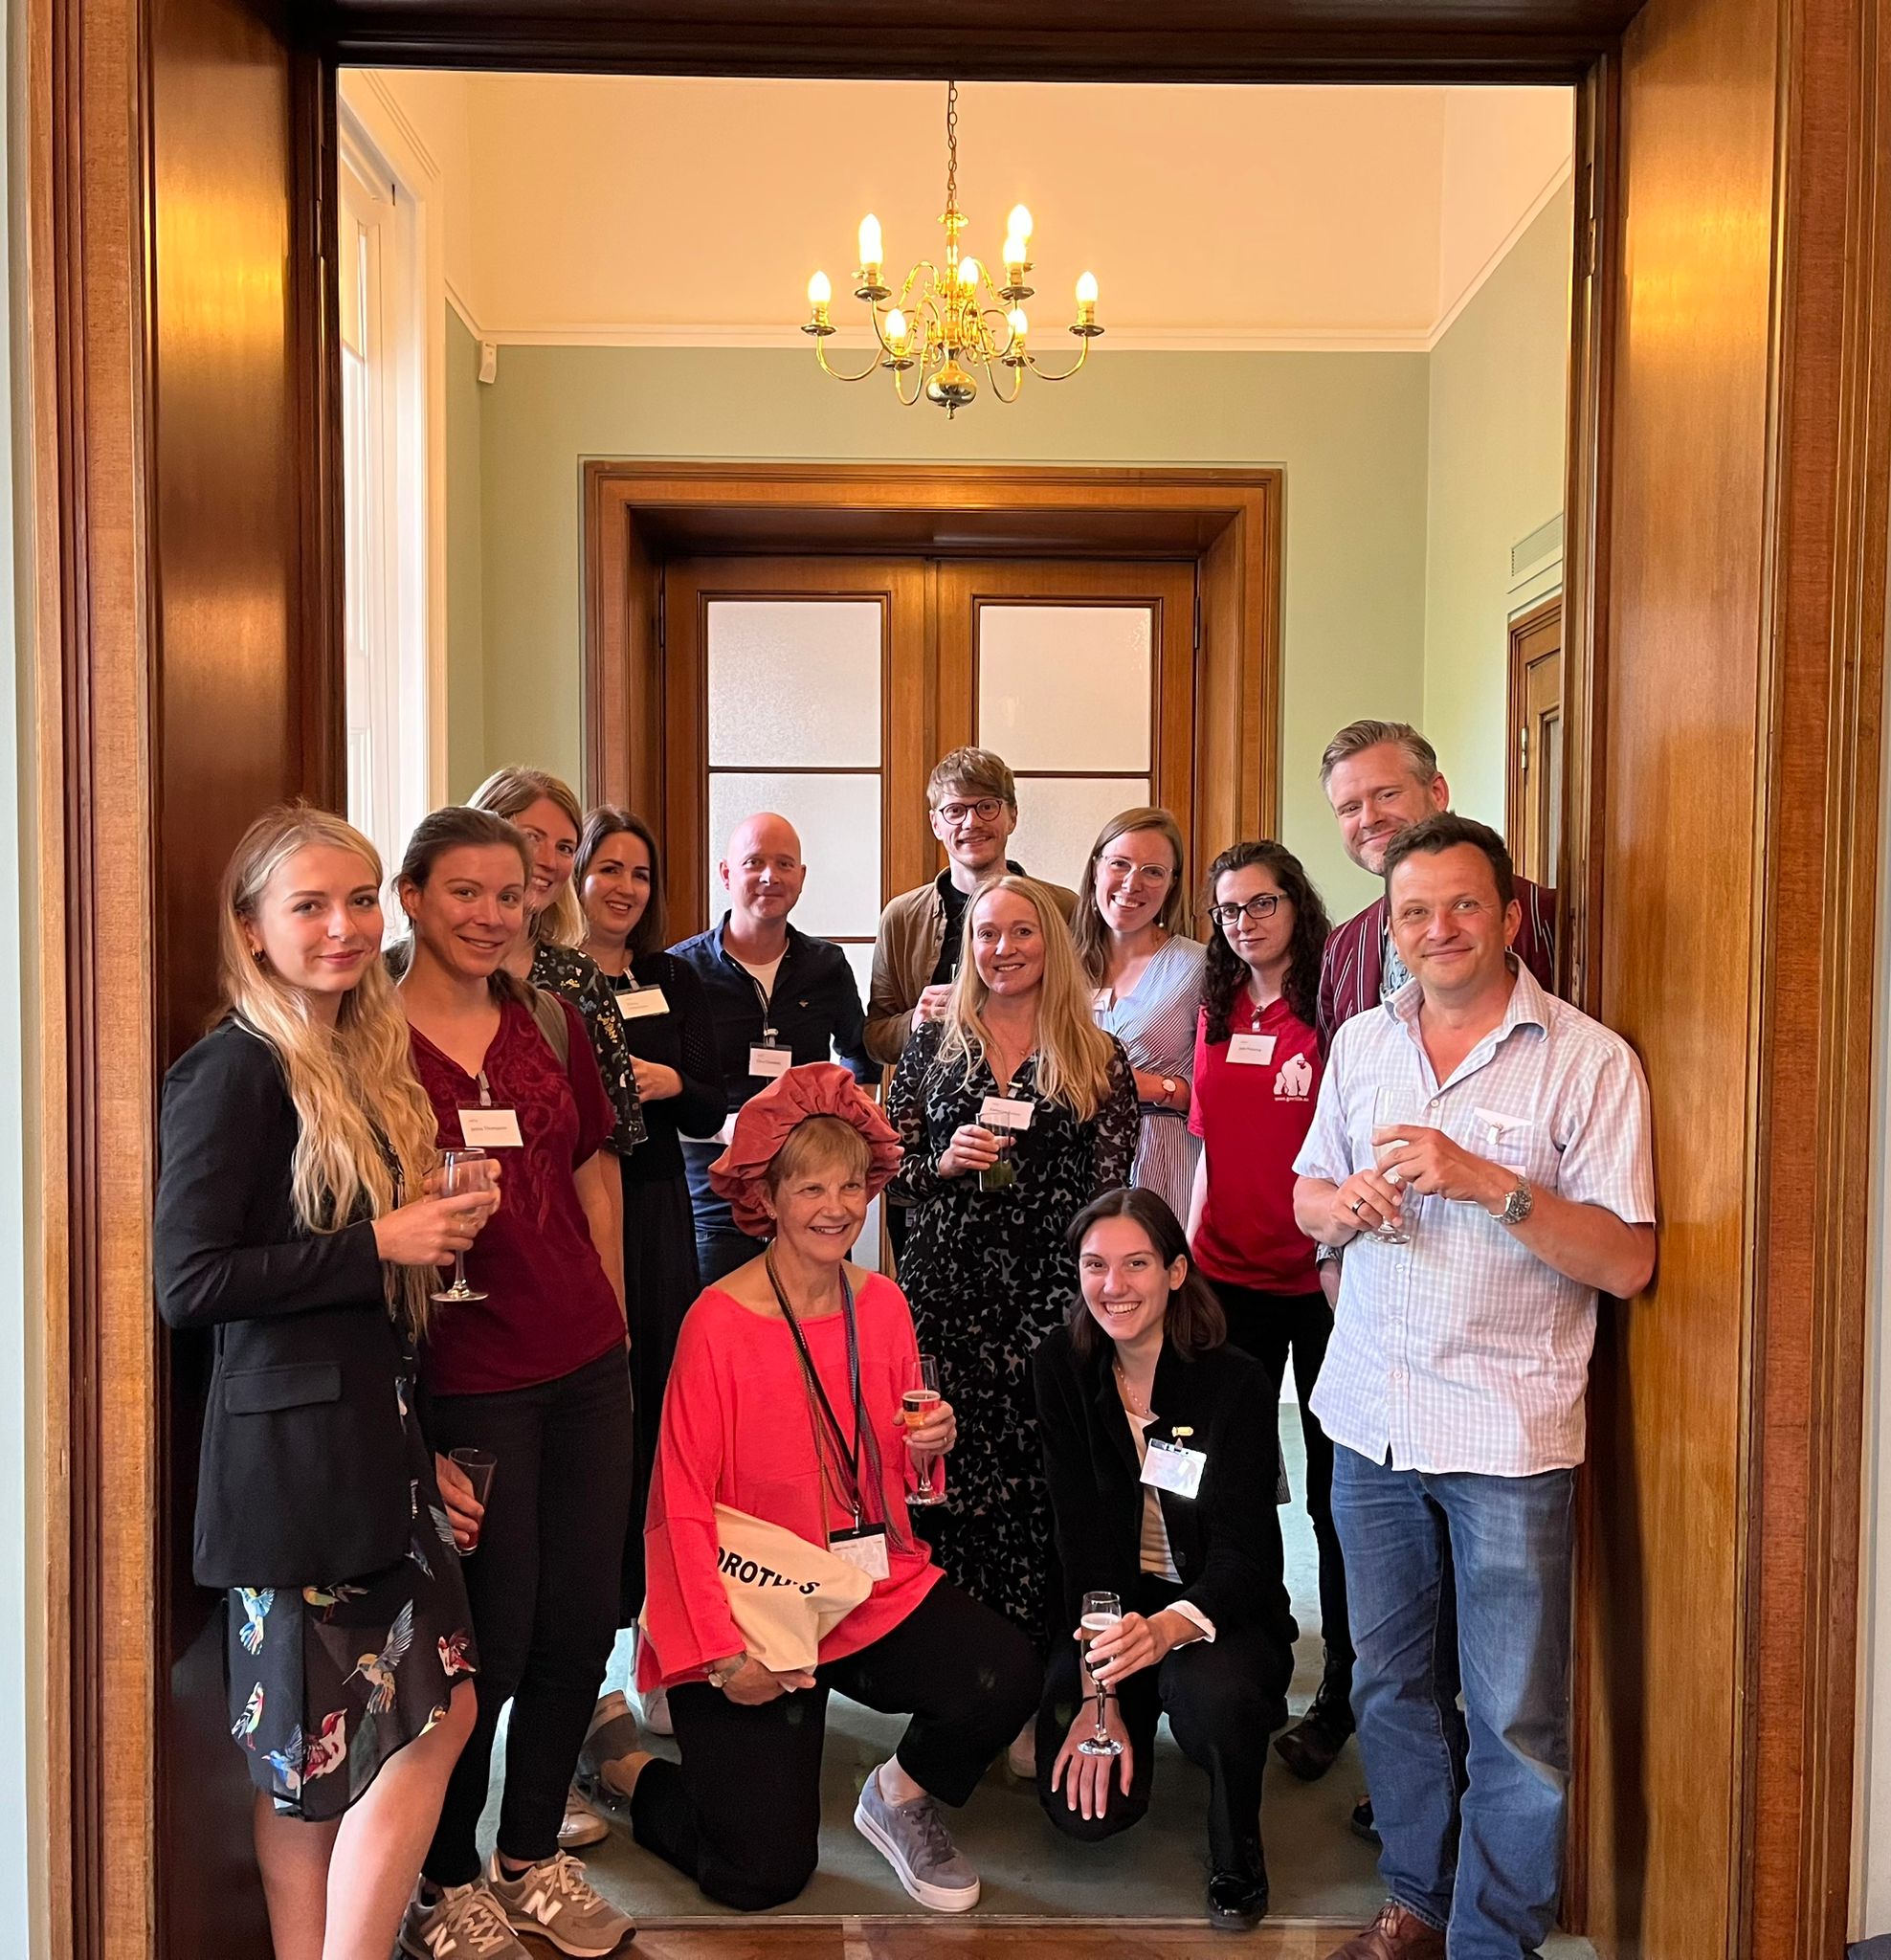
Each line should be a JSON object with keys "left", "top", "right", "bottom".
{"left": 156, "top": 805, "right": 499, "bottom": 1960}
{"left": 1032, "top": 1187, "right": 1298, "bottom": 1932}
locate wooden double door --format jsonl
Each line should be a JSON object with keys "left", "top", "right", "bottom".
{"left": 658, "top": 555, "right": 1199, "bottom": 949}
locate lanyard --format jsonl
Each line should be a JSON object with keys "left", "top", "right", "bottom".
{"left": 766, "top": 1253, "right": 871, "bottom": 1528}
{"left": 741, "top": 968, "right": 781, "bottom": 1047}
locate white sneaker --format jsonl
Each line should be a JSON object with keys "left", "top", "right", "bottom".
{"left": 557, "top": 1782, "right": 608, "bottom": 1849}
{"left": 632, "top": 1681, "right": 672, "bottom": 1737}
{"left": 396, "top": 1880, "right": 530, "bottom": 1958}
{"left": 486, "top": 1850, "right": 635, "bottom": 1957}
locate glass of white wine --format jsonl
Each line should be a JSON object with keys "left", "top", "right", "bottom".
{"left": 1368, "top": 1087, "right": 1424, "bottom": 1247}
{"left": 1077, "top": 1590, "right": 1124, "bottom": 1758}
{"left": 431, "top": 1149, "right": 493, "bottom": 1303}
{"left": 902, "top": 1352, "right": 947, "bottom": 1507}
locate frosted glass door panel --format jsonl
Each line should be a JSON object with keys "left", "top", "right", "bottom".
{"left": 706, "top": 600, "right": 882, "bottom": 768}
{"left": 1007, "top": 776, "right": 1153, "bottom": 896}
{"left": 977, "top": 605, "right": 1152, "bottom": 772}
{"left": 706, "top": 771, "right": 881, "bottom": 941}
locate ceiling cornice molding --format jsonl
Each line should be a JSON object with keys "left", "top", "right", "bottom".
{"left": 342, "top": 68, "right": 443, "bottom": 183}
{"left": 445, "top": 279, "right": 486, "bottom": 341}
{"left": 475, "top": 321, "right": 1438, "bottom": 355}
{"left": 1426, "top": 158, "right": 1574, "bottom": 349}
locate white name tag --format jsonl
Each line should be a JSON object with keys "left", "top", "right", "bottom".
{"left": 748, "top": 1044, "right": 792, "bottom": 1080}
{"left": 979, "top": 1094, "right": 1035, "bottom": 1131}
{"left": 1228, "top": 1033, "right": 1277, "bottom": 1066}
{"left": 614, "top": 987, "right": 670, "bottom": 1020}
{"left": 1140, "top": 1439, "right": 1207, "bottom": 1499}
{"left": 458, "top": 1107, "right": 523, "bottom": 1149}
{"left": 828, "top": 1526, "right": 891, "bottom": 1580}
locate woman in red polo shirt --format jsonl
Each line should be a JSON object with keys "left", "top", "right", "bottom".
{"left": 1185, "top": 840, "right": 1355, "bottom": 1787}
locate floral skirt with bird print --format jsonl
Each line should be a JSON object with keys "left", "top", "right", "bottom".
{"left": 224, "top": 1385, "right": 478, "bottom": 1821}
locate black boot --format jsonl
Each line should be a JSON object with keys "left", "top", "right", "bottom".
{"left": 1273, "top": 1659, "right": 1355, "bottom": 1781}
{"left": 1206, "top": 1841, "right": 1269, "bottom": 1930}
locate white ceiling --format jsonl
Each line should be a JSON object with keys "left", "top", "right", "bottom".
{"left": 350, "top": 73, "right": 1571, "bottom": 351}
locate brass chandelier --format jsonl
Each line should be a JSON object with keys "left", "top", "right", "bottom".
{"left": 801, "top": 79, "right": 1103, "bottom": 416}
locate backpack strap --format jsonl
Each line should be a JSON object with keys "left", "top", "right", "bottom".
{"left": 524, "top": 985, "right": 571, "bottom": 1070}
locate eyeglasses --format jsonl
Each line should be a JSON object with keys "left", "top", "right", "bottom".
{"left": 1209, "top": 894, "right": 1282, "bottom": 927}
{"left": 935, "top": 797, "right": 1006, "bottom": 826}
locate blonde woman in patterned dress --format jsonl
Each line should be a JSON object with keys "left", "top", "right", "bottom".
{"left": 1071, "top": 808, "right": 1208, "bottom": 1223}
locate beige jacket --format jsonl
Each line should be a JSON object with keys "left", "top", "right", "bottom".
{"left": 865, "top": 870, "right": 1080, "bottom": 1067}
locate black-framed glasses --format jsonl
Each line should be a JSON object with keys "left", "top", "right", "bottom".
{"left": 935, "top": 797, "right": 1006, "bottom": 826}
{"left": 1208, "top": 894, "right": 1282, "bottom": 927}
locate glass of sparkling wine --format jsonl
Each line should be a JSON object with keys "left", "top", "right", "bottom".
{"left": 431, "top": 1149, "right": 492, "bottom": 1303}
{"left": 1077, "top": 1590, "right": 1125, "bottom": 1757}
{"left": 1368, "top": 1087, "right": 1421, "bottom": 1247}
{"left": 902, "top": 1352, "right": 947, "bottom": 1506}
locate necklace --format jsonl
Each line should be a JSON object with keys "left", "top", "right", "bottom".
{"left": 1113, "top": 1360, "right": 1154, "bottom": 1419}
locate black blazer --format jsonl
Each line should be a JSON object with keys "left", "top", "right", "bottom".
{"left": 1033, "top": 1324, "right": 1294, "bottom": 1643}
{"left": 155, "top": 1019, "right": 413, "bottom": 1590}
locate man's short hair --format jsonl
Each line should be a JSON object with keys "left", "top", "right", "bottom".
{"left": 1319, "top": 719, "right": 1440, "bottom": 789}
{"left": 927, "top": 746, "right": 1016, "bottom": 810}
{"left": 1381, "top": 812, "right": 1517, "bottom": 911}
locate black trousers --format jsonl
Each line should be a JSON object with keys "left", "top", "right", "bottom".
{"left": 420, "top": 1347, "right": 637, "bottom": 1882}
{"left": 1211, "top": 1279, "right": 1353, "bottom": 1672}
{"left": 630, "top": 1578, "right": 1041, "bottom": 1911}
{"left": 1034, "top": 1573, "right": 1291, "bottom": 1875}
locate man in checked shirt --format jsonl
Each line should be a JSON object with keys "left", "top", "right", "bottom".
{"left": 1293, "top": 813, "right": 1655, "bottom": 1960}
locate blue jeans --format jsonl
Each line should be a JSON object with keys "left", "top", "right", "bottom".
{"left": 1330, "top": 1444, "right": 1574, "bottom": 1959}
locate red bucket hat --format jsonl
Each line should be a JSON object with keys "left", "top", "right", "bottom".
{"left": 707, "top": 1062, "right": 903, "bottom": 1239}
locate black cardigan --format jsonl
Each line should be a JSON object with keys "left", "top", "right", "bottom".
{"left": 1032, "top": 1323, "right": 1295, "bottom": 1644}
{"left": 154, "top": 1019, "right": 415, "bottom": 1590}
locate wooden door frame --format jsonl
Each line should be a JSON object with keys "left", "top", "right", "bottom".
{"left": 1503, "top": 591, "right": 1564, "bottom": 882}
{"left": 581, "top": 460, "right": 1282, "bottom": 887}
{"left": 32, "top": 6, "right": 1891, "bottom": 1957}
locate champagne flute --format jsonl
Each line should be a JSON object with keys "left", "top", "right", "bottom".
{"left": 431, "top": 1149, "right": 492, "bottom": 1303}
{"left": 1076, "top": 1590, "right": 1125, "bottom": 1758}
{"left": 447, "top": 1446, "right": 498, "bottom": 1554}
{"left": 902, "top": 1352, "right": 946, "bottom": 1507}
{"left": 1367, "top": 1087, "right": 1422, "bottom": 1247}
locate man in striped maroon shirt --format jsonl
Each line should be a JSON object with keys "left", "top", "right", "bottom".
{"left": 1316, "top": 720, "right": 1556, "bottom": 1052}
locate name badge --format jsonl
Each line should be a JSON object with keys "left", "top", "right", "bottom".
{"left": 458, "top": 1107, "right": 523, "bottom": 1148}
{"left": 979, "top": 1094, "right": 1035, "bottom": 1131}
{"left": 748, "top": 1044, "right": 793, "bottom": 1081}
{"left": 1475, "top": 1106, "right": 1531, "bottom": 1162}
{"left": 614, "top": 986, "right": 671, "bottom": 1020}
{"left": 1140, "top": 1438, "right": 1207, "bottom": 1500}
{"left": 1229, "top": 1034, "right": 1277, "bottom": 1066}
{"left": 827, "top": 1524, "right": 890, "bottom": 1581}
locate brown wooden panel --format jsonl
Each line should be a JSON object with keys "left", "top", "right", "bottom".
{"left": 315, "top": 0, "right": 1639, "bottom": 80}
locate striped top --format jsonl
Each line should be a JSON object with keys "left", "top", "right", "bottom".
{"left": 1094, "top": 934, "right": 1207, "bottom": 1221}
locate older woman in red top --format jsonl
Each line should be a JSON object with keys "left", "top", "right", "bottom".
{"left": 612, "top": 1065, "right": 1039, "bottom": 1914}
{"left": 1186, "top": 840, "right": 1357, "bottom": 1788}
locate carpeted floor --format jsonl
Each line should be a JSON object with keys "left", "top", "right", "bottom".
{"left": 478, "top": 1407, "right": 1594, "bottom": 1953}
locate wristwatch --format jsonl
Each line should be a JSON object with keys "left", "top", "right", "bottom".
{"left": 1160, "top": 1076, "right": 1180, "bottom": 1107}
{"left": 706, "top": 1653, "right": 748, "bottom": 1689}
{"left": 1492, "top": 1175, "right": 1535, "bottom": 1226}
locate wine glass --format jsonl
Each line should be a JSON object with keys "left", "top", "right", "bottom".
{"left": 1367, "top": 1087, "right": 1422, "bottom": 1247}
{"left": 1077, "top": 1590, "right": 1125, "bottom": 1758}
{"left": 447, "top": 1446, "right": 498, "bottom": 1554}
{"left": 431, "top": 1149, "right": 492, "bottom": 1303}
{"left": 902, "top": 1352, "right": 946, "bottom": 1507}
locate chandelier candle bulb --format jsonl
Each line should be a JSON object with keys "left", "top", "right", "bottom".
{"left": 1008, "top": 203, "right": 1034, "bottom": 245}
{"left": 857, "top": 213, "right": 882, "bottom": 274}
{"left": 958, "top": 256, "right": 981, "bottom": 289}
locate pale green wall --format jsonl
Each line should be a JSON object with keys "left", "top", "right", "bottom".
{"left": 471, "top": 345, "right": 1432, "bottom": 915}
{"left": 444, "top": 305, "right": 487, "bottom": 799}
{"left": 1423, "top": 184, "right": 1572, "bottom": 826}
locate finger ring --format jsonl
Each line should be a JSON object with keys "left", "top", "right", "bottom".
{"left": 1349, "top": 1197, "right": 1364, "bottom": 1215}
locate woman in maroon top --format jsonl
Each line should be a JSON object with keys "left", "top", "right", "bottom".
{"left": 1184, "top": 840, "right": 1356, "bottom": 1787}
{"left": 390, "top": 805, "right": 637, "bottom": 1959}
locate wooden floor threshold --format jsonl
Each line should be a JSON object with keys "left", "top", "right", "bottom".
{"left": 628, "top": 1916, "right": 1363, "bottom": 1956}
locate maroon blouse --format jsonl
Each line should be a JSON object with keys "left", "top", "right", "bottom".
{"left": 409, "top": 997, "right": 623, "bottom": 1395}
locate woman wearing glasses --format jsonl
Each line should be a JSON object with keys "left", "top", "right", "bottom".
{"left": 1186, "top": 840, "right": 1355, "bottom": 1787}
{"left": 1072, "top": 808, "right": 1206, "bottom": 1222}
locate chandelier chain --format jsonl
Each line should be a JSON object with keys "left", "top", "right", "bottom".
{"left": 945, "top": 78, "right": 958, "bottom": 218}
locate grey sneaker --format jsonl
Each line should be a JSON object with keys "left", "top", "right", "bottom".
{"left": 397, "top": 1881, "right": 530, "bottom": 1958}
{"left": 558, "top": 1782, "right": 609, "bottom": 1849}
{"left": 852, "top": 1760, "right": 981, "bottom": 1912}
{"left": 486, "top": 1850, "right": 635, "bottom": 1956}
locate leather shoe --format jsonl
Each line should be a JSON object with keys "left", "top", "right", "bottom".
{"left": 1328, "top": 1901, "right": 1446, "bottom": 1959}
{"left": 1273, "top": 1666, "right": 1355, "bottom": 1781}
{"left": 1205, "top": 1862, "right": 1268, "bottom": 1930}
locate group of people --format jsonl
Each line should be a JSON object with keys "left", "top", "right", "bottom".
{"left": 156, "top": 719, "right": 1655, "bottom": 1960}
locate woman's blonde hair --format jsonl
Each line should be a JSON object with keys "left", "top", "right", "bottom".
{"left": 1070, "top": 806, "right": 1190, "bottom": 985}
{"left": 217, "top": 803, "right": 441, "bottom": 1335}
{"left": 763, "top": 1114, "right": 874, "bottom": 1198}
{"left": 937, "top": 875, "right": 1118, "bottom": 1123}
{"left": 468, "top": 765, "right": 586, "bottom": 949}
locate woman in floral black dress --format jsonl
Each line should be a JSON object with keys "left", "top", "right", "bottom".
{"left": 889, "top": 876, "right": 1138, "bottom": 1685}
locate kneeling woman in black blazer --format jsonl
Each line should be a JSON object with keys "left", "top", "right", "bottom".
{"left": 156, "top": 804, "right": 499, "bottom": 1960}
{"left": 1033, "top": 1186, "right": 1298, "bottom": 1931}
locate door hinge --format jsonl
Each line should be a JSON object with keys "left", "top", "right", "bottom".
{"left": 656, "top": 571, "right": 667, "bottom": 654}
{"left": 1519, "top": 726, "right": 1529, "bottom": 774}
{"left": 1191, "top": 581, "right": 1202, "bottom": 654}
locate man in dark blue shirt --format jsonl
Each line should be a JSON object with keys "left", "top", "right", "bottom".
{"left": 668, "top": 812, "right": 875, "bottom": 1283}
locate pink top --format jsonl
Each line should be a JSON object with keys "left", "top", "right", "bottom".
{"left": 638, "top": 1272, "right": 943, "bottom": 1690}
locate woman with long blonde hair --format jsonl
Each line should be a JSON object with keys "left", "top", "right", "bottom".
{"left": 887, "top": 875, "right": 1138, "bottom": 1771}
{"left": 1071, "top": 807, "right": 1208, "bottom": 1220}
{"left": 155, "top": 803, "right": 498, "bottom": 1960}
{"left": 468, "top": 766, "right": 646, "bottom": 1170}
